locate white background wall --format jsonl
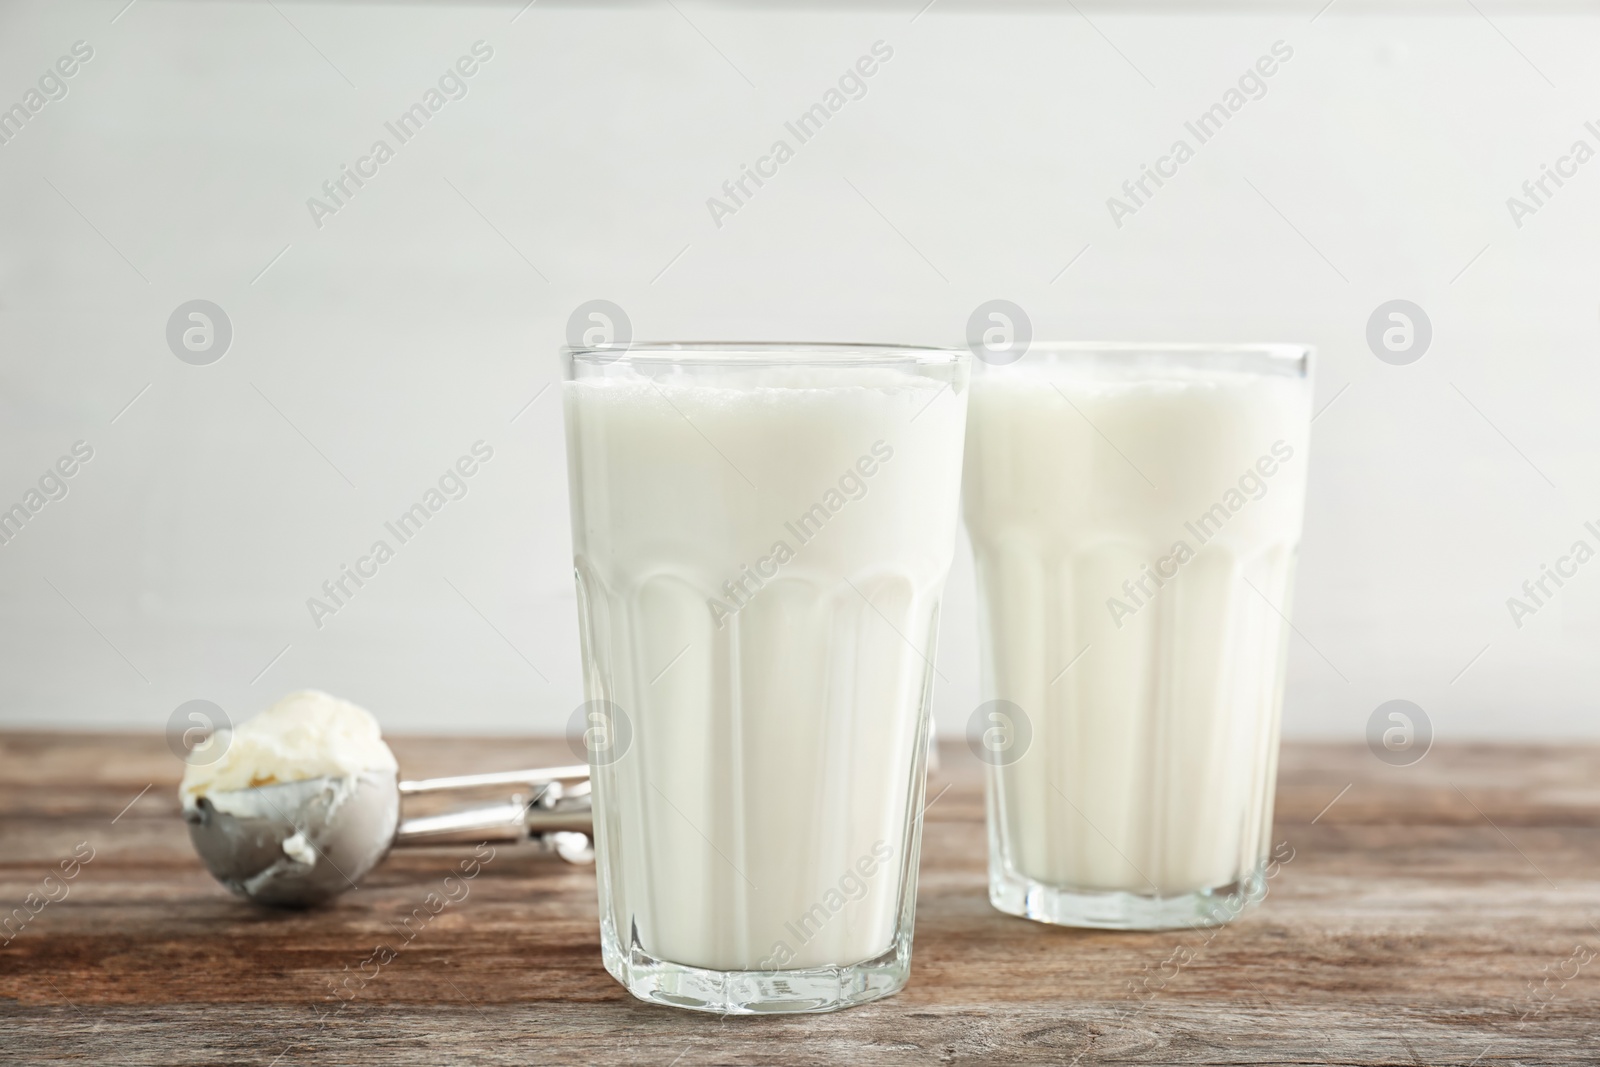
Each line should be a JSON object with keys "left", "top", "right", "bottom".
{"left": 2, "top": 0, "right": 1597, "bottom": 741}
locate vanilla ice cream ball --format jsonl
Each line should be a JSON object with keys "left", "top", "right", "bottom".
{"left": 180, "top": 689, "right": 398, "bottom": 805}
{"left": 181, "top": 690, "right": 401, "bottom": 907}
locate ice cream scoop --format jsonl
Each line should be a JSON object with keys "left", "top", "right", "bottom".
{"left": 180, "top": 691, "right": 592, "bottom": 908}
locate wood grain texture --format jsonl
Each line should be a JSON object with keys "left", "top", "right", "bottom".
{"left": 1, "top": 735, "right": 1596, "bottom": 1066}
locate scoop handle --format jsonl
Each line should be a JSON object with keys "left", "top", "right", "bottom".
{"left": 398, "top": 764, "right": 590, "bottom": 795}
{"left": 391, "top": 765, "right": 594, "bottom": 862}
{"left": 395, "top": 801, "right": 591, "bottom": 843}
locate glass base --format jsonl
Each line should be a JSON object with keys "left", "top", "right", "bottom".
{"left": 601, "top": 921, "right": 910, "bottom": 1014}
{"left": 990, "top": 863, "right": 1269, "bottom": 930}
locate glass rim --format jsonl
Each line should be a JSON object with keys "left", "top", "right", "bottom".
{"left": 563, "top": 341, "right": 968, "bottom": 366}
{"left": 975, "top": 342, "right": 1312, "bottom": 378}
{"left": 1002, "top": 341, "right": 1309, "bottom": 365}
{"left": 1017, "top": 341, "right": 1309, "bottom": 359}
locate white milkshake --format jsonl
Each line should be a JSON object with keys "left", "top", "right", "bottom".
{"left": 963, "top": 344, "right": 1311, "bottom": 929}
{"left": 563, "top": 343, "right": 968, "bottom": 1012}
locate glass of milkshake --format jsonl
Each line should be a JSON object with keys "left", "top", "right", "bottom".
{"left": 963, "top": 343, "right": 1312, "bottom": 929}
{"left": 562, "top": 342, "right": 969, "bottom": 1012}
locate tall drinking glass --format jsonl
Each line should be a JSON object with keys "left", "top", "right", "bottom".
{"left": 963, "top": 344, "right": 1312, "bottom": 929}
{"left": 563, "top": 342, "right": 969, "bottom": 1012}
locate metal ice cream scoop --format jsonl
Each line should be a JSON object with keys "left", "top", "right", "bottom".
{"left": 184, "top": 764, "right": 592, "bottom": 908}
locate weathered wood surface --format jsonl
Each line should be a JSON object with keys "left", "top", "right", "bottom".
{"left": 1, "top": 734, "right": 1596, "bottom": 1065}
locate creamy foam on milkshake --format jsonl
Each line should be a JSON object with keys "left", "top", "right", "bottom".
{"left": 964, "top": 347, "right": 1310, "bottom": 921}
{"left": 565, "top": 354, "right": 967, "bottom": 985}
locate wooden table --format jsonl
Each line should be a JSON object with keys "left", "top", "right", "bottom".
{"left": 1, "top": 735, "right": 1596, "bottom": 1065}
